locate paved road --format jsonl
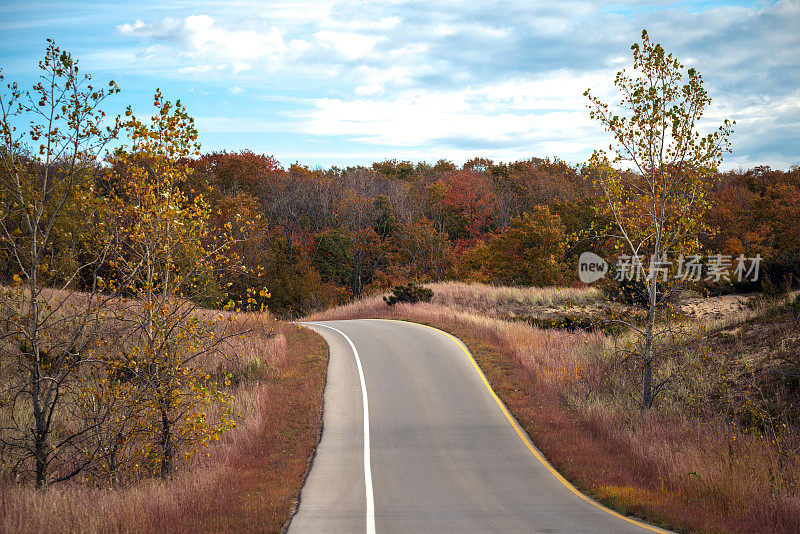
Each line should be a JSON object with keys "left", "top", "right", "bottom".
{"left": 289, "top": 319, "right": 666, "bottom": 533}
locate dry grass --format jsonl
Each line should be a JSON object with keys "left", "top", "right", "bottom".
{"left": 427, "top": 281, "right": 603, "bottom": 317}
{"left": 0, "top": 312, "right": 327, "bottom": 533}
{"left": 309, "top": 286, "right": 800, "bottom": 533}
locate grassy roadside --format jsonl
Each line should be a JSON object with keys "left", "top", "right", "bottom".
{"left": 186, "top": 321, "right": 328, "bottom": 533}
{"left": 307, "top": 282, "right": 800, "bottom": 533}
{"left": 0, "top": 315, "right": 327, "bottom": 534}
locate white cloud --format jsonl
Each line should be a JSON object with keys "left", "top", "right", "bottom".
{"left": 314, "top": 30, "right": 382, "bottom": 60}
{"left": 298, "top": 75, "right": 609, "bottom": 162}
{"left": 183, "top": 15, "right": 286, "bottom": 62}
{"left": 480, "top": 70, "right": 617, "bottom": 111}
{"left": 117, "top": 18, "right": 182, "bottom": 39}
{"left": 432, "top": 24, "right": 458, "bottom": 37}
{"left": 117, "top": 14, "right": 306, "bottom": 72}
{"left": 178, "top": 64, "right": 224, "bottom": 74}
{"left": 346, "top": 16, "right": 401, "bottom": 31}
{"left": 353, "top": 64, "right": 421, "bottom": 95}
{"left": 105, "top": 0, "right": 799, "bottom": 167}
{"left": 253, "top": 1, "right": 334, "bottom": 22}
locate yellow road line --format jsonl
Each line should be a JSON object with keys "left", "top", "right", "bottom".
{"left": 373, "top": 318, "right": 669, "bottom": 534}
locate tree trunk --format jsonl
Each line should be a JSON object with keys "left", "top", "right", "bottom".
{"left": 109, "top": 444, "right": 118, "bottom": 488}
{"left": 33, "top": 408, "right": 48, "bottom": 488}
{"left": 34, "top": 433, "right": 47, "bottom": 488}
{"left": 642, "top": 265, "right": 658, "bottom": 409}
{"left": 30, "top": 366, "right": 48, "bottom": 489}
{"left": 352, "top": 250, "right": 362, "bottom": 297}
{"left": 159, "top": 404, "right": 172, "bottom": 479}
{"left": 642, "top": 320, "right": 653, "bottom": 409}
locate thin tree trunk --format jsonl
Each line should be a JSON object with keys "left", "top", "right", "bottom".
{"left": 643, "top": 312, "right": 654, "bottom": 409}
{"left": 109, "top": 441, "right": 119, "bottom": 488}
{"left": 642, "top": 257, "right": 658, "bottom": 409}
{"left": 159, "top": 403, "right": 172, "bottom": 479}
{"left": 33, "top": 397, "right": 48, "bottom": 488}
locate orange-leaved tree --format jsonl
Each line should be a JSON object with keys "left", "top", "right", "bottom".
{"left": 462, "top": 206, "right": 566, "bottom": 287}
{"left": 443, "top": 170, "right": 499, "bottom": 247}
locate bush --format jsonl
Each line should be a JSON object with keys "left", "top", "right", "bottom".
{"left": 383, "top": 282, "right": 433, "bottom": 306}
{"left": 524, "top": 313, "right": 627, "bottom": 335}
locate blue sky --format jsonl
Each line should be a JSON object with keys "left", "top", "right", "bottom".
{"left": 1, "top": 0, "right": 798, "bottom": 169}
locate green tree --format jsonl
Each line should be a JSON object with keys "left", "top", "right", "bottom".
{"left": 585, "top": 30, "right": 733, "bottom": 408}
{"left": 260, "top": 227, "right": 321, "bottom": 317}
{"left": 312, "top": 228, "right": 353, "bottom": 287}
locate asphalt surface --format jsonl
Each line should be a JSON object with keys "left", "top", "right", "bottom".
{"left": 288, "top": 319, "right": 666, "bottom": 533}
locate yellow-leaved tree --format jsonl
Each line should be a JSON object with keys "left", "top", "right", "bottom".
{"left": 102, "top": 90, "right": 249, "bottom": 479}
{"left": 0, "top": 41, "right": 122, "bottom": 488}
{"left": 584, "top": 30, "right": 733, "bottom": 408}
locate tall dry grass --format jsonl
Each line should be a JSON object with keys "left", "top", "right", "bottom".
{"left": 309, "top": 286, "right": 800, "bottom": 533}
{"left": 0, "top": 312, "right": 328, "bottom": 533}
{"left": 427, "top": 281, "right": 603, "bottom": 317}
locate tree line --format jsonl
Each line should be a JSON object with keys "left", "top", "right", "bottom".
{"left": 175, "top": 150, "right": 798, "bottom": 316}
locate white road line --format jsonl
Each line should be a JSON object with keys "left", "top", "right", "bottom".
{"left": 305, "top": 322, "right": 376, "bottom": 534}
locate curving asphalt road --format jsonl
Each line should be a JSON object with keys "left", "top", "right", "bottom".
{"left": 288, "top": 319, "right": 668, "bottom": 533}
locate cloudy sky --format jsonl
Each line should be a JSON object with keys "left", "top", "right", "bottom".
{"left": 1, "top": 1, "right": 798, "bottom": 169}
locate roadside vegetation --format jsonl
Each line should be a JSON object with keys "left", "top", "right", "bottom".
{"left": 0, "top": 43, "right": 326, "bottom": 533}
{"left": 1, "top": 311, "right": 327, "bottom": 533}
